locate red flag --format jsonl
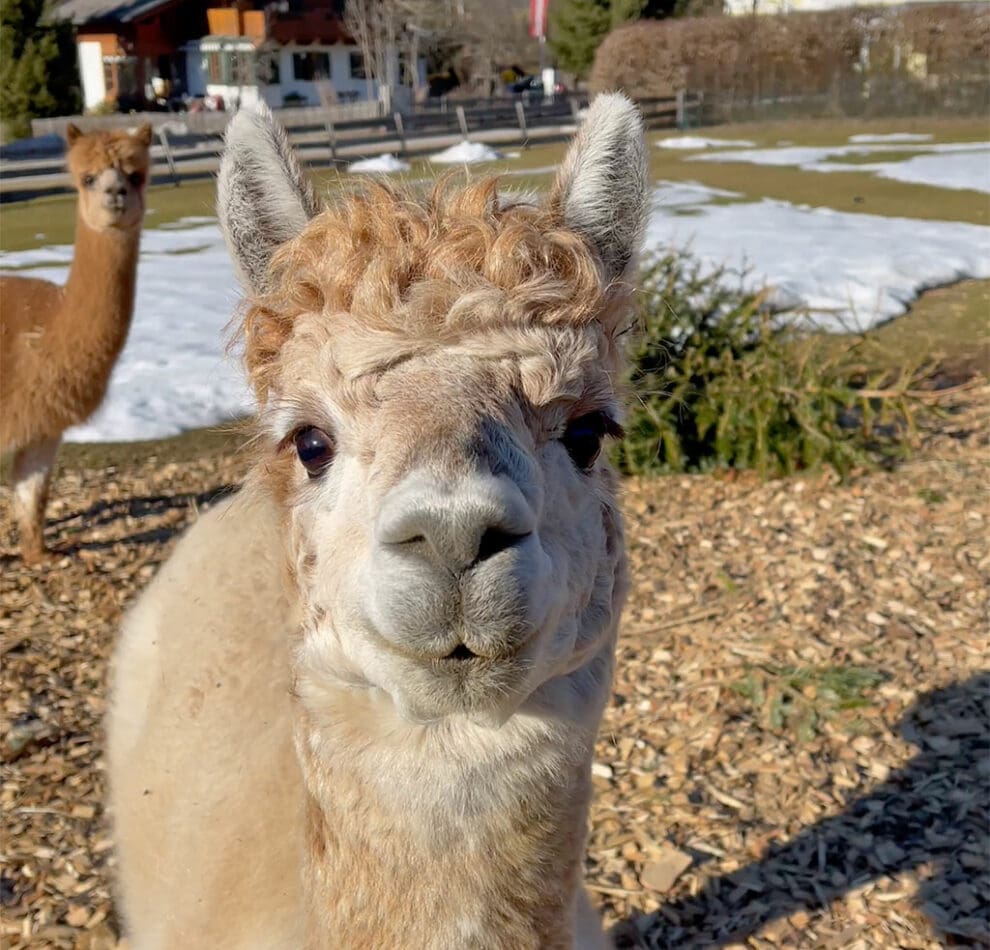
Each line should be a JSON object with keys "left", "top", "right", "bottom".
{"left": 530, "top": 0, "right": 548, "bottom": 38}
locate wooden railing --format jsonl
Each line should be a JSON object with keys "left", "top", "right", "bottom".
{"left": 1, "top": 93, "right": 702, "bottom": 200}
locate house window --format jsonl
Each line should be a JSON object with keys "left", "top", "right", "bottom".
{"left": 103, "top": 60, "right": 116, "bottom": 97}
{"left": 349, "top": 52, "right": 365, "bottom": 80}
{"left": 204, "top": 51, "right": 225, "bottom": 83}
{"left": 292, "top": 51, "right": 331, "bottom": 81}
{"left": 202, "top": 50, "right": 255, "bottom": 85}
{"left": 230, "top": 50, "right": 254, "bottom": 85}
{"left": 258, "top": 50, "right": 280, "bottom": 85}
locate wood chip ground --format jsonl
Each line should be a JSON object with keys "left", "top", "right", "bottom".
{"left": 2, "top": 388, "right": 987, "bottom": 948}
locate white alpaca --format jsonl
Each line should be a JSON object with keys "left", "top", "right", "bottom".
{"left": 108, "top": 95, "right": 648, "bottom": 949}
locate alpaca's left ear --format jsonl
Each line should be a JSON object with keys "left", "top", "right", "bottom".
{"left": 133, "top": 123, "right": 153, "bottom": 147}
{"left": 217, "top": 103, "right": 322, "bottom": 293}
{"left": 547, "top": 92, "right": 648, "bottom": 285}
{"left": 65, "top": 123, "right": 82, "bottom": 146}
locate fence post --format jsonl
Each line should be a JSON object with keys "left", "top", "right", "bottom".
{"left": 675, "top": 89, "right": 686, "bottom": 129}
{"left": 393, "top": 112, "right": 408, "bottom": 156}
{"left": 569, "top": 97, "right": 583, "bottom": 123}
{"left": 514, "top": 100, "right": 528, "bottom": 146}
{"left": 325, "top": 119, "right": 338, "bottom": 163}
{"left": 455, "top": 104, "right": 469, "bottom": 139}
{"left": 157, "top": 125, "right": 179, "bottom": 186}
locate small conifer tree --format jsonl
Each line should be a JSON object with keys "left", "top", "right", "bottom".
{"left": 0, "top": 0, "right": 81, "bottom": 141}
{"left": 549, "top": 0, "right": 645, "bottom": 79}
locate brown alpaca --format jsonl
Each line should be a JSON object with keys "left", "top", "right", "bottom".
{"left": 0, "top": 123, "right": 151, "bottom": 563}
{"left": 109, "top": 98, "right": 647, "bottom": 948}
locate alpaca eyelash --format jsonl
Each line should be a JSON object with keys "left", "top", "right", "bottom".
{"left": 596, "top": 413, "right": 625, "bottom": 440}
{"left": 555, "top": 410, "right": 624, "bottom": 441}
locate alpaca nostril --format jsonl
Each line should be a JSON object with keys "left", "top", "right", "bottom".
{"left": 474, "top": 527, "right": 529, "bottom": 565}
{"left": 378, "top": 472, "right": 536, "bottom": 573}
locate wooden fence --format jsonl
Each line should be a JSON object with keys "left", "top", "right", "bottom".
{"left": 1, "top": 93, "right": 702, "bottom": 200}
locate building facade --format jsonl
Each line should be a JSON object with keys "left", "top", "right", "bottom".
{"left": 54, "top": 0, "right": 400, "bottom": 111}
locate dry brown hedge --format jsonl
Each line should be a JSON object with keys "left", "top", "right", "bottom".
{"left": 591, "top": 3, "right": 990, "bottom": 118}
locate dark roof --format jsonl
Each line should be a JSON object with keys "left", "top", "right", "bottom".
{"left": 51, "top": 0, "right": 177, "bottom": 25}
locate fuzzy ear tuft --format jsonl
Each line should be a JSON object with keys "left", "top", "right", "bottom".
{"left": 132, "top": 123, "right": 153, "bottom": 147}
{"left": 547, "top": 93, "right": 648, "bottom": 284}
{"left": 65, "top": 123, "right": 82, "bottom": 146}
{"left": 217, "top": 103, "right": 322, "bottom": 293}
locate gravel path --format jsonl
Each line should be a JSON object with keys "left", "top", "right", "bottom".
{"left": 2, "top": 387, "right": 987, "bottom": 949}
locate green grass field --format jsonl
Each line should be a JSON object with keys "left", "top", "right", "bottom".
{"left": 3, "top": 114, "right": 986, "bottom": 251}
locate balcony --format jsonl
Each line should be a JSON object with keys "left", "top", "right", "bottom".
{"left": 206, "top": 8, "right": 267, "bottom": 42}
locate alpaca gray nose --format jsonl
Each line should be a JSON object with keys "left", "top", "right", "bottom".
{"left": 103, "top": 182, "right": 127, "bottom": 209}
{"left": 377, "top": 472, "right": 535, "bottom": 575}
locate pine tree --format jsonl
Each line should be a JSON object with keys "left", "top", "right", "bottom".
{"left": 549, "top": 0, "right": 645, "bottom": 79}
{"left": 549, "top": 0, "right": 692, "bottom": 80}
{"left": 1, "top": 0, "right": 81, "bottom": 141}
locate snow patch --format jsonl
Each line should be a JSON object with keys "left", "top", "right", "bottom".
{"left": 848, "top": 132, "right": 933, "bottom": 143}
{"left": 655, "top": 180, "right": 742, "bottom": 209}
{"left": 849, "top": 151, "right": 990, "bottom": 193}
{"left": 691, "top": 140, "right": 990, "bottom": 194}
{"left": 429, "top": 141, "right": 504, "bottom": 163}
{"left": 648, "top": 186, "right": 990, "bottom": 331}
{"left": 348, "top": 153, "right": 410, "bottom": 173}
{"left": 657, "top": 136, "right": 756, "bottom": 150}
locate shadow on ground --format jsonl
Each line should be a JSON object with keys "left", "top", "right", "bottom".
{"left": 46, "top": 484, "right": 239, "bottom": 553}
{"left": 614, "top": 673, "right": 990, "bottom": 948}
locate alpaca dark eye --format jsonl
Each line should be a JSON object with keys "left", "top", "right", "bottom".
{"left": 128, "top": 171, "right": 144, "bottom": 187}
{"left": 293, "top": 426, "right": 335, "bottom": 478}
{"left": 561, "top": 412, "right": 616, "bottom": 471}
{"left": 82, "top": 174, "right": 95, "bottom": 188}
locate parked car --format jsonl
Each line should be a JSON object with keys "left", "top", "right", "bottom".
{"left": 508, "top": 75, "right": 567, "bottom": 100}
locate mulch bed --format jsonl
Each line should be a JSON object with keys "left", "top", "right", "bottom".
{"left": 2, "top": 387, "right": 987, "bottom": 949}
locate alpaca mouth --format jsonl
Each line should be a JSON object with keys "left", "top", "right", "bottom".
{"left": 444, "top": 643, "right": 479, "bottom": 661}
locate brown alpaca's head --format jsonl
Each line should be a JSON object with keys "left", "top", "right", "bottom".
{"left": 218, "top": 98, "right": 648, "bottom": 727}
{"left": 66, "top": 123, "right": 152, "bottom": 232}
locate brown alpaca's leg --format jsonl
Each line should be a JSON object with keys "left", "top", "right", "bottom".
{"left": 12, "top": 437, "right": 60, "bottom": 565}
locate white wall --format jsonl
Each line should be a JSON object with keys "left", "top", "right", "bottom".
{"left": 272, "top": 44, "right": 376, "bottom": 105}
{"left": 78, "top": 41, "right": 106, "bottom": 109}
{"left": 181, "top": 42, "right": 406, "bottom": 109}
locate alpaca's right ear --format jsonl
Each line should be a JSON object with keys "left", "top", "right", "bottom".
{"left": 65, "top": 123, "right": 82, "bottom": 146}
{"left": 217, "top": 103, "right": 322, "bottom": 293}
{"left": 547, "top": 92, "right": 647, "bottom": 286}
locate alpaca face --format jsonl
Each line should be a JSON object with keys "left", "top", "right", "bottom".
{"left": 218, "top": 98, "right": 648, "bottom": 726}
{"left": 272, "top": 331, "right": 628, "bottom": 724}
{"left": 66, "top": 124, "right": 152, "bottom": 232}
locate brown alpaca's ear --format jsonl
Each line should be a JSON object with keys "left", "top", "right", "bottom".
{"left": 547, "top": 93, "right": 648, "bottom": 285}
{"left": 65, "top": 123, "right": 83, "bottom": 146}
{"left": 217, "top": 103, "right": 322, "bottom": 293}
{"left": 133, "top": 123, "right": 153, "bottom": 147}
